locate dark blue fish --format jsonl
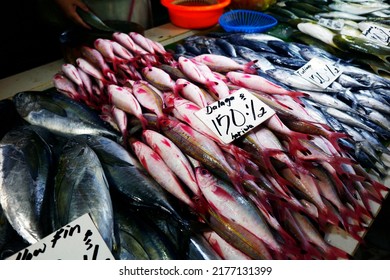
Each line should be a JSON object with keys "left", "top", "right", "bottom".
{"left": 228, "top": 36, "right": 277, "bottom": 53}
{"left": 183, "top": 41, "right": 202, "bottom": 55}
{"left": 259, "top": 52, "right": 307, "bottom": 69}
{"left": 299, "top": 44, "right": 342, "bottom": 62}
{"left": 198, "top": 44, "right": 228, "bottom": 56}
{"left": 174, "top": 43, "right": 187, "bottom": 55}
{"left": 235, "top": 45, "right": 275, "bottom": 71}
{"left": 348, "top": 111, "right": 390, "bottom": 141}
{"left": 267, "top": 40, "right": 304, "bottom": 59}
{"left": 256, "top": 70, "right": 293, "bottom": 90}
{"left": 215, "top": 38, "right": 237, "bottom": 57}
{"left": 354, "top": 143, "right": 385, "bottom": 177}
{"left": 373, "top": 88, "right": 390, "bottom": 104}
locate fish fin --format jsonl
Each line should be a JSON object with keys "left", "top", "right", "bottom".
{"left": 243, "top": 60, "right": 258, "bottom": 74}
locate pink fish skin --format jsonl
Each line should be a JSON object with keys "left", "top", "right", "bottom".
{"left": 77, "top": 68, "right": 93, "bottom": 96}
{"left": 203, "top": 72, "right": 231, "bottom": 100}
{"left": 80, "top": 46, "right": 116, "bottom": 82}
{"left": 158, "top": 116, "right": 237, "bottom": 182}
{"left": 195, "top": 167, "right": 282, "bottom": 258}
{"left": 280, "top": 168, "right": 340, "bottom": 229}
{"left": 141, "top": 66, "right": 175, "bottom": 91}
{"left": 100, "top": 104, "right": 121, "bottom": 132}
{"left": 53, "top": 73, "right": 83, "bottom": 101}
{"left": 142, "top": 129, "right": 200, "bottom": 196}
{"left": 291, "top": 211, "right": 349, "bottom": 260}
{"left": 76, "top": 58, "right": 109, "bottom": 84}
{"left": 226, "top": 71, "right": 304, "bottom": 97}
{"left": 61, "top": 63, "right": 83, "bottom": 87}
{"left": 177, "top": 56, "right": 208, "bottom": 84}
{"left": 107, "top": 85, "right": 148, "bottom": 129}
{"left": 132, "top": 81, "right": 165, "bottom": 118}
{"left": 130, "top": 32, "right": 155, "bottom": 54}
{"left": 111, "top": 106, "right": 128, "bottom": 145}
{"left": 203, "top": 231, "right": 251, "bottom": 260}
{"left": 112, "top": 32, "right": 148, "bottom": 55}
{"left": 175, "top": 78, "right": 209, "bottom": 108}
{"left": 169, "top": 95, "right": 253, "bottom": 168}
{"left": 94, "top": 39, "right": 126, "bottom": 71}
{"left": 192, "top": 54, "right": 256, "bottom": 74}
{"left": 131, "top": 140, "right": 195, "bottom": 208}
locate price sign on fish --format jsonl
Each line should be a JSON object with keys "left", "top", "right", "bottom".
{"left": 7, "top": 213, "right": 114, "bottom": 260}
{"left": 295, "top": 57, "right": 342, "bottom": 89}
{"left": 318, "top": 18, "right": 344, "bottom": 31}
{"left": 362, "top": 25, "right": 390, "bottom": 46}
{"left": 195, "top": 88, "right": 275, "bottom": 144}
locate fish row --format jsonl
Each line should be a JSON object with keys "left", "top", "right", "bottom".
{"left": 264, "top": 0, "right": 390, "bottom": 76}
{"left": 11, "top": 31, "right": 387, "bottom": 259}
{"left": 176, "top": 33, "right": 390, "bottom": 177}
{"left": 0, "top": 114, "right": 227, "bottom": 260}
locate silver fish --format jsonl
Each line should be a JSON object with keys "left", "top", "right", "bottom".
{"left": 13, "top": 90, "right": 120, "bottom": 141}
{"left": 304, "top": 91, "right": 355, "bottom": 112}
{"left": 114, "top": 210, "right": 178, "bottom": 260}
{"left": 188, "top": 234, "right": 222, "bottom": 260}
{"left": 325, "top": 107, "right": 376, "bottom": 133}
{"left": 315, "top": 11, "right": 367, "bottom": 21}
{"left": 235, "top": 46, "right": 275, "bottom": 71}
{"left": 355, "top": 94, "right": 390, "bottom": 114}
{"left": 74, "top": 134, "right": 187, "bottom": 223}
{"left": 54, "top": 138, "right": 114, "bottom": 249}
{"left": 0, "top": 126, "right": 53, "bottom": 244}
{"left": 329, "top": 1, "right": 389, "bottom": 15}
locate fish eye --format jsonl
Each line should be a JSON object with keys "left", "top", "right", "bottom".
{"left": 200, "top": 168, "right": 208, "bottom": 175}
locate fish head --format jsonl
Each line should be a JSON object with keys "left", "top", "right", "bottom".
{"left": 195, "top": 167, "right": 216, "bottom": 191}
{"left": 12, "top": 92, "right": 42, "bottom": 118}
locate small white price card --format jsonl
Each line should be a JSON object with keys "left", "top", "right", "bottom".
{"left": 7, "top": 213, "right": 114, "bottom": 260}
{"left": 195, "top": 88, "right": 275, "bottom": 144}
{"left": 362, "top": 25, "right": 390, "bottom": 45}
{"left": 318, "top": 18, "right": 344, "bottom": 31}
{"left": 295, "top": 57, "right": 342, "bottom": 89}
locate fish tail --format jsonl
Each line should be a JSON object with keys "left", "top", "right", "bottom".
{"left": 224, "top": 145, "right": 259, "bottom": 174}
{"left": 366, "top": 181, "right": 387, "bottom": 201}
{"left": 336, "top": 205, "right": 366, "bottom": 241}
{"left": 285, "top": 132, "right": 312, "bottom": 157}
{"left": 207, "top": 207, "right": 274, "bottom": 260}
{"left": 143, "top": 53, "right": 160, "bottom": 67}
{"left": 327, "top": 131, "right": 350, "bottom": 154}
{"left": 137, "top": 114, "right": 149, "bottom": 130}
{"left": 344, "top": 222, "right": 365, "bottom": 244}
{"left": 324, "top": 244, "right": 350, "bottom": 260}
{"left": 280, "top": 208, "right": 324, "bottom": 260}
{"left": 342, "top": 183, "right": 373, "bottom": 221}
{"left": 173, "top": 82, "right": 186, "bottom": 97}
{"left": 243, "top": 60, "right": 258, "bottom": 74}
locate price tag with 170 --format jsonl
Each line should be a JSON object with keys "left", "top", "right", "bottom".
{"left": 195, "top": 88, "right": 275, "bottom": 144}
{"left": 295, "top": 57, "right": 342, "bottom": 89}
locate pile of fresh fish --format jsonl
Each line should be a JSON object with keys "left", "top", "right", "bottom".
{"left": 1, "top": 29, "right": 389, "bottom": 260}
{"left": 265, "top": 0, "right": 390, "bottom": 76}
{"left": 176, "top": 32, "right": 390, "bottom": 177}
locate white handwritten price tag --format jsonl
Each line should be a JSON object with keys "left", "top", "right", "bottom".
{"left": 362, "top": 25, "right": 390, "bottom": 45}
{"left": 295, "top": 57, "right": 342, "bottom": 89}
{"left": 318, "top": 18, "right": 344, "bottom": 31}
{"left": 195, "top": 88, "right": 275, "bottom": 144}
{"left": 7, "top": 213, "right": 114, "bottom": 260}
